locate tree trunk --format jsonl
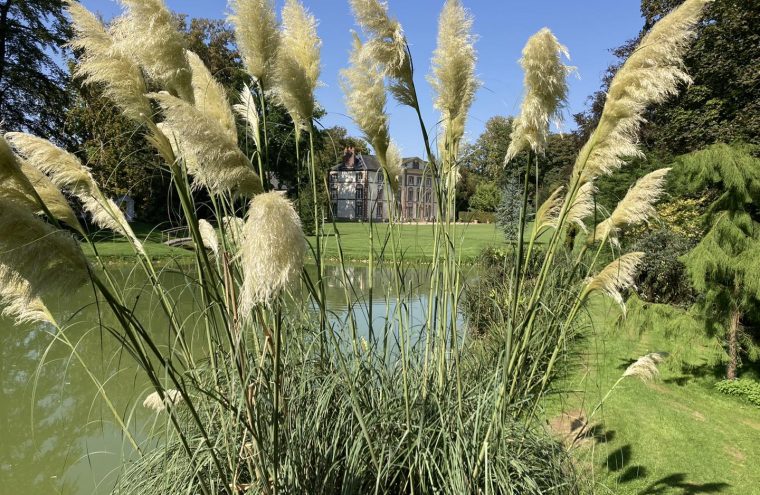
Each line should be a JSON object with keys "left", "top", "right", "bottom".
{"left": 727, "top": 307, "right": 740, "bottom": 380}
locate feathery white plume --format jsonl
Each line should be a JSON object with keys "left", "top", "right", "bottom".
{"left": 591, "top": 168, "right": 671, "bottom": 245}
{"left": 0, "top": 136, "right": 81, "bottom": 231}
{"left": 583, "top": 252, "right": 644, "bottom": 313}
{"left": 429, "top": 0, "right": 479, "bottom": 149}
{"left": 349, "top": 0, "right": 415, "bottom": 108}
{"left": 198, "top": 219, "right": 219, "bottom": 256}
{"left": 112, "top": 0, "right": 193, "bottom": 102}
{"left": 229, "top": 0, "right": 280, "bottom": 88}
{"left": 0, "top": 199, "right": 89, "bottom": 303}
{"left": 623, "top": 352, "right": 668, "bottom": 382}
{"left": 239, "top": 192, "right": 306, "bottom": 313}
{"left": 221, "top": 216, "right": 245, "bottom": 247}
{"left": 565, "top": 181, "right": 596, "bottom": 233}
{"left": 5, "top": 133, "right": 144, "bottom": 253}
{"left": 234, "top": 84, "right": 262, "bottom": 152}
{"left": 341, "top": 33, "right": 390, "bottom": 173}
{"left": 574, "top": 0, "right": 710, "bottom": 181}
{"left": 143, "top": 389, "right": 183, "bottom": 412}
{"left": 187, "top": 51, "right": 237, "bottom": 143}
{"left": 0, "top": 266, "right": 53, "bottom": 326}
{"left": 533, "top": 186, "right": 564, "bottom": 234}
{"left": 506, "top": 28, "right": 572, "bottom": 162}
{"left": 66, "top": 1, "right": 152, "bottom": 123}
{"left": 274, "top": 0, "right": 321, "bottom": 130}
{"left": 150, "top": 92, "right": 263, "bottom": 196}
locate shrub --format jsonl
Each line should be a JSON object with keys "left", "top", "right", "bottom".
{"left": 630, "top": 227, "right": 697, "bottom": 306}
{"left": 715, "top": 379, "right": 760, "bottom": 407}
{"left": 459, "top": 210, "right": 495, "bottom": 223}
{"left": 496, "top": 175, "right": 522, "bottom": 240}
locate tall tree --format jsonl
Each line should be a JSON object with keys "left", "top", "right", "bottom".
{"left": 0, "top": 0, "right": 70, "bottom": 139}
{"left": 679, "top": 144, "right": 760, "bottom": 379}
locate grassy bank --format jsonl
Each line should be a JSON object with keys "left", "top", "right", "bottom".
{"left": 549, "top": 297, "right": 760, "bottom": 494}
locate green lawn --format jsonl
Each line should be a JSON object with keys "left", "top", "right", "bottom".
{"left": 548, "top": 297, "right": 760, "bottom": 494}
{"left": 84, "top": 221, "right": 511, "bottom": 262}
{"left": 308, "top": 222, "right": 510, "bottom": 262}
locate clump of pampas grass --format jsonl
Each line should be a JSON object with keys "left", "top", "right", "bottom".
{"left": 5, "top": 133, "right": 143, "bottom": 251}
{"left": 590, "top": 168, "right": 671, "bottom": 245}
{"left": 274, "top": 0, "right": 321, "bottom": 131}
{"left": 112, "top": 0, "right": 193, "bottom": 102}
{"left": 506, "top": 28, "right": 572, "bottom": 162}
{"left": 150, "top": 92, "right": 263, "bottom": 196}
{"left": 66, "top": 1, "right": 152, "bottom": 124}
{"left": 229, "top": 0, "right": 280, "bottom": 88}
{"left": 239, "top": 192, "right": 306, "bottom": 314}
{"left": 574, "top": 0, "right": 711, "bottom": 182}
{"left": 429, "top": 0, "right": 479, "bottom": 150}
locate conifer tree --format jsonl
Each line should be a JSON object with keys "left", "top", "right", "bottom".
{"left": 679, "top": 144, "right": 760, "bottom": 379}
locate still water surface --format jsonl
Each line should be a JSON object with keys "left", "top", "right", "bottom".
{"left": 0, "top": 263, "right": 466, "bottom": 494}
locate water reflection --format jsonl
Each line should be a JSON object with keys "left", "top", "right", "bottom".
{"left": 0, "top": 263, "right": 468, "bottom": 494}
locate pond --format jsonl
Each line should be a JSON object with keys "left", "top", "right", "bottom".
{"left": 0, "top": 262, "right": 471, "bottom": 494}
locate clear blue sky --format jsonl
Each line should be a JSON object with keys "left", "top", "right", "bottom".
{"left": 81, "top": 0, "right": 643, "bottom": 158}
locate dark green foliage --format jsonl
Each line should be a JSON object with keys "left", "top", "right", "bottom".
{"left": 577, "top": 0, "right": 760, "bottom": 157}
{"left": 458, "top": 210, "right": 495, "bottom": 224}
{"left": 496, "top": 175, "right": 522, "bottom": 241}
{"left": 0, "top": 0, "right": 71, "bottom": 140}
{"left": 679, "top": 144, "right": 760, "bottom": 378}
{"left": 715, "top": 378, "right": 760, "bottom": 407}
{"left": 630, "top": 228, "right": 697, "bottom": 306}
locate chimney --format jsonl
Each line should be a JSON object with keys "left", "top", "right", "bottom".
{"left": 343, "top": 146, "right": 356, "bottom": 169}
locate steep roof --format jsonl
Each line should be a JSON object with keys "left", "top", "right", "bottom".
{"left": 331, "top": 153, "right": 428, "bottom": 172}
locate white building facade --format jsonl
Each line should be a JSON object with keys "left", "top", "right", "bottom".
{"left": 328, "top": 149, "right": 438, "bottom": 222}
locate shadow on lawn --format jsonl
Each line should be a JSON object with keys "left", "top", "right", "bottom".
{"left": 638, "top": 473, "right": 730, "bottom": 494}
{"left": 601, "top": 445, "right": 730, "bottom": 493}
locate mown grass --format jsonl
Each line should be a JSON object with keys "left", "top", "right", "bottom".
{"left": 548, "top": 296, "right": 760, "bottom": 494}
{"left": 310, "top": 222, "right": 523, "bottom": 262}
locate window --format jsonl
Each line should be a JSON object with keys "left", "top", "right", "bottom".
{"left": 376, "top": 202, "right": 383, "bottom": 219}
{"left": 356, "top": 185, "right": 364, "bottom": 200}
{"left": 356, "top": 202, "right": 364, "bottom": 219}
{"left": 424, "top": 190, "right": 432, "bottom": 204}
{"left": 425, "top": 205, "right": 431, "bottom": 219}
{"left": 330, "top": 185, "right": 337, "bottom": 200}
{"left": 357, "top": 172, "right": 364, "bottom": 181}
{"left": 426, "top": 178, "right": 431, "bottom": 187}
{"left": 406, "top": 204, "right": 413, "bottom": 219}
{"left": 407, "top": 187, "right": 414, "bottom": 203}
{"left": 406, "top": 175, "right": 413, "bottom": 186}
{"left": 331, "top": 201, "right": 338, "bottom": 216}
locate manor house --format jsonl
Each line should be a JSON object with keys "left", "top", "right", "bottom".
{"left": 328, "top": 148, "right": 438, "bottom": 222}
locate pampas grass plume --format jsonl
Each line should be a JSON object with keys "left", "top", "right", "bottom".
{"left": 591, "top": 168, "right": 671, "bottom": 245}
{"left": 143, "top": 389, "right": 183, "bottom": 412}
{"left": 198, "top": 219, "right": 220, "bottom": 256}
{"left": 187, "top": 51, "right": 237, "bottom": 143}
{"left": 239, "top": 192, "right": 306, "bottom": 314}
{"left": 564, "top": 181, "right": 596, "bottom": 233}
{"left": 274, "top": 0, "right": 321, "bottom": 129}
{"left": 66, "top": 1, "right": 152, "bottom": 123}
{"left": 234, "top": 84, "right": 262, "bottom": 152}
{"left": 623, "top": 352, "right": 668, "bottom": 382}
{"left": 506, "top": 28, "right": 571, "bottom": 162}
{"left": 584, "top": 252, "right": 644, "bottom": 313}
{"left": 150, "top": 92, "right": 263, "bottom": 196}
{"left": 113, "top": 0, "right": 193, "bottom": 102}
{"left": 229, "top": 0, "right": 280, "bottom": 88}
{"left": 350, "top": 0, "right": 415, "bottom": 108}
{"left": 574, "top": 0, "right": 710, "bottom": 181}
{"left": 341, "top": 33, "right": 390, "bottom": 170}
{"left": 429, "top": 0, "right": 479, "bottom": 148}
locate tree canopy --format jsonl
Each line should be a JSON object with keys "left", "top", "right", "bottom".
{"left": 0, "top": 0, "right": 70, "bottom": 140}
